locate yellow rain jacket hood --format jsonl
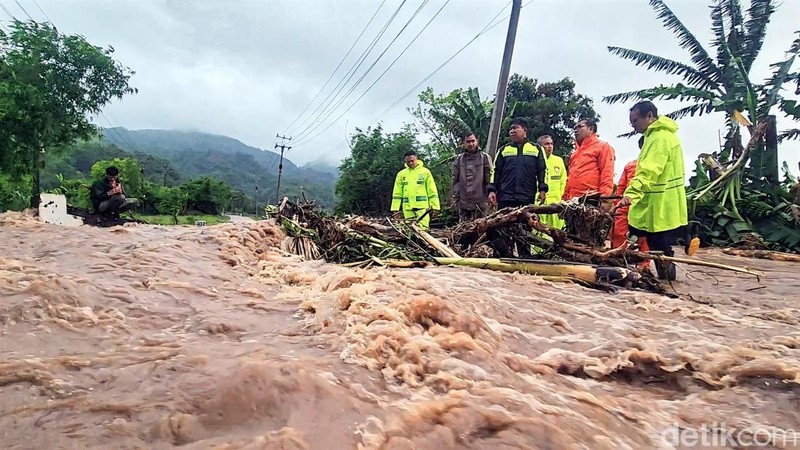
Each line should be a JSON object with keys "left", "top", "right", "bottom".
{"left": 390, "top": 160, "right": 440, "bottom": 211}
{"left": 624, "top": 115, "right": 688, "bottom": 233}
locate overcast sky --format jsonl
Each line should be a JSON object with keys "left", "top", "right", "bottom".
{"left": 3, "top": 0, "right": 799, "bottom": 178}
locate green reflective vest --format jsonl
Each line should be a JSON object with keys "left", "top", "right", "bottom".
{"left": 624, "top": 116, "right": 688, "bottom": 233}
{"left": 390, "top": 160, "right": 440, "bottom": 211}
{"left": 545, "top": 153, "right": 567, "bottom": 203}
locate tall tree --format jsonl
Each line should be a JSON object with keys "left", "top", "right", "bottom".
{"left": 336, "top": 125, "right": 438, "bottom": 216}
{"left": 505, "top": 75, "right": 598, "bottom": 156}
{"left": 603, "top": 0, "right": 799, "bottom": 182}
{"left": 0, "top": 20, "right": 136, "bottom": 206}
{"left": 411, "top": 77, "right": 597, "bottom": 160}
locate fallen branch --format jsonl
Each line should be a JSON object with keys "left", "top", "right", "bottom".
{"left": 629, "top": 251, "right": 765, "bottom": 278}
{"left": 434, "top": 257, "right": 637, "bottom": 285}
{"left": 722, "top": 248, "right": 800, "bottom": 262}
{"left": 411, "top": 223, "right": 460, "bottom": 258}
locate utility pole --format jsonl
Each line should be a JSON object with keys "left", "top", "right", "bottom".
{"left": 254, "top": 174, "right": 260, "bottom": 218}
{"left": 274, "top": 134, "right": 292, "bottom": 204}
{"left": 485, "top": 0, "right": 522, "bottom": 160}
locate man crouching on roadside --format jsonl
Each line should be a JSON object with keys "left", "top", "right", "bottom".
{"left": 90, "top": 166, "right": 138, "bottom": 217}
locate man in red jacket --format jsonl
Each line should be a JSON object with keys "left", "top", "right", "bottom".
{"left": 562, "top": 118, "right": 615, "bottom": 207}
{"left": 611, "top": 136, "right": 649, "bottom": 253}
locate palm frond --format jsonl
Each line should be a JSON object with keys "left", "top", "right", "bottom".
{"left": 649, "top": 0, "right": 722, "bottom": 81}
{"left": 711, "top": 4, "right": 733, "bottom": 84}
{"left": 603, "top": 84, "right": 718, "bottom": 106}
{"left": 602, "top": 89, "right": 652, "bottom": 105}
{"left": 780, "top": 99, "right": 800, "bottom": 119}
{"left": 666, "top": 103, "right": 714, "bottom": 119}
{"left": 778, "top": 129, "right": 800, "bottom": 141}
{"left": 719, "top": 0, "right": 746, "bottom": 49}
{"left": 607, "top": 46, "right": 719, "bottom": 90}
{"left": 759, "top": 54, "right": 797, "bottom": 117}
{"left": 615, "top": 130, "right": 638, "bottom": 139}
{"left": 742, "top": 0, "right": 776, "bottom": 71}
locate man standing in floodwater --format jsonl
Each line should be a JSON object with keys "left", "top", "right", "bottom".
{"left": 90, "top": 166, "right": 138, "bottom": 217}
{"left": 390, "top": 150, "right": 440, "bottom": 230}
{"left": 451, "top": 131, "right": 492, "bottom": 222}
{"left": 537, "top": 134, "right": 567, "bottom": 229}
{"left": 615, "top": 100, "right": 688, "bottom": 281}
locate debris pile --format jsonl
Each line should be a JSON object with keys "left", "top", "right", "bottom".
{"left": 270, "top": 198, "right": 664, "bottom": 293}
{"left": 269, "top": 198, "right": 765, "bottom": 295}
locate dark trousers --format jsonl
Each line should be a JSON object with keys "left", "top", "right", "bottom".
{"left": 628, "top": 226, "right": 681, "bottom": 257}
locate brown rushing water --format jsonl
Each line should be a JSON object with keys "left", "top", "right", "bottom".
{"left": 1, "top": 210, "right": 799, "bottom": 449}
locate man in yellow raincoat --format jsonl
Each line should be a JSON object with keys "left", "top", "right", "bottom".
{"left": 390, "top": 150, "right": 440, "bottom": 229}
{"left": 537, "top": 135, "right": 567, "bottom": 229}
{"left": 616, "top": 101, "right": 688, "bottom": 281}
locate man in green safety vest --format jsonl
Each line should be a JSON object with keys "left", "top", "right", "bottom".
{"left": 615, "top": 100, "right": 688, "bottom": 281}
{"left": 537, "top": 134, "right": 567, "bottom": 229}
{"left": 390, "top": 150, "right": 440, "bottom": 230}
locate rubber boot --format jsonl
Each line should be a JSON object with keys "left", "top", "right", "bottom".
{"left": 684, "top": 222, "right": 700, "bottom": 256}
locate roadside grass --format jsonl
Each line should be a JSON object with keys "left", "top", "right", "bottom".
{"left": 135, "top": 214, "right": 230, "bottom": 226}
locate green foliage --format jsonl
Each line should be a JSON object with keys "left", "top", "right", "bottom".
{"left": 336, "top": 125, "right": 445, "bottom": 216}
{"left": 151, "top": 186, "right": 188, "bottom": 224}
{"left": 181, "top": 176, "right": 232, "bottom": 215}
{"left": 137, "top": 214, "right": 229, "bottom": 226}
{"left": 46, "top": 175, "right": 92, "bottom": 209}
{"left": 0, "top": 20, "right": 135, "bottom": 204}
{"left": 411, "top": 76, "right": 597, "bottom": 161}
{"left": 604, "top": 0, "right": 798, "bottom": 181}
{"left": 0, "top": 173, "right": 32, "bottom": 212}
{"left": 90, "top": 158, "right": 145, "bottom": 200}
{"left": 505, "top": 75, "right": 598, "bottom": 157}
{"left": 100, "top": 128, "right": 337, "bottom": 208}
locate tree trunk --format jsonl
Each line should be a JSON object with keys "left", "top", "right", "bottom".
{"left": 762, "top": 115, "right": 779, "bottom": 183}
{"left": 29, "top": 149, "right": 42, "bottom": 209}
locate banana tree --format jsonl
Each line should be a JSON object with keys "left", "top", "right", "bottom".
{"left": 603, "top": 0, "right": 799, "bottom": 182}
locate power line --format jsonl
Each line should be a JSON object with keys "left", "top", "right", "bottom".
{"left": 0, "top": 2, "right": 19, "bottom": 21}
{"left": 280, "top": 0, "right": 386, "bottom": 136}
{"left": 30, "top": 0, "right": 50, "bottom": 23}
{"left": 12, "top": 0, "right": 32, "bottom": 21}
{"left": 322, "top": 1, "right": 518, "bottom": 155}
{"left": 292, "top": 0, "right": 450, "bottom": 147}
{"left": 292, "top": 0, "right": 432, "bottom": 144}
{"left": 285, "top": 0, "right": 408, "bottom": 139}
{"left": 365, "top": 1, "right": 518, "bottom": 128}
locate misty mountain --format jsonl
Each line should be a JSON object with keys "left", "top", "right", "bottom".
{"left": 100, "top": 128, "right": 337, "bottom": 208}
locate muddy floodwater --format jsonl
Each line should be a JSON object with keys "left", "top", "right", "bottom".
{"left": 1, "top": 211, "right": 799, "bottom": 449}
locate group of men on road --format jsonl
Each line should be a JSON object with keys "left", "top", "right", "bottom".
{"left": 389, "top": 100, "right": 691, "bottom": 280}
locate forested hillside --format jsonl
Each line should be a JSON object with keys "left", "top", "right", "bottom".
{"left": 100, "top": 128, "right": 337, "bottom": 208}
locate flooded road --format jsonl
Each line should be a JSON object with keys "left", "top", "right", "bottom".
{"left": 1, "top": 210, "right": 799, "bottom": 449}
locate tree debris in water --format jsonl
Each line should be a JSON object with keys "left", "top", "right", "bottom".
{"left": 269, "top": 198, "right": 761, "bottom": 295}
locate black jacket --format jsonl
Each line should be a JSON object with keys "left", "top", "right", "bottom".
{"left": 90, "top": 177, "right": 122, "bottom": 210}
{"left": 488, "top": 141, "right": 548, "bottom": 204}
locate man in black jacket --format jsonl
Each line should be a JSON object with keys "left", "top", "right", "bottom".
{"left": 90, "top": 166, "right": 138, "bottom": 216}
{"left": 488, "top": 117, "right": 548, "bottom": 209}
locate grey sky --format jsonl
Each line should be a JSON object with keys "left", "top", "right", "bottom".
{"left": 4, "top": 0, "right": 799, "bottom": 178}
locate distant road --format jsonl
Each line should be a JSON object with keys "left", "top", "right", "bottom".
{"left": 226, "top": 214, "right": 255, "bottom": 223}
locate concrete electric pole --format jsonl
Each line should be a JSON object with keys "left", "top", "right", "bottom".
{"left": 274, "top": 134, "right": 292, "bottom": 205}
{"left": 486, "top": 0, "right": 522, "bottom": 160}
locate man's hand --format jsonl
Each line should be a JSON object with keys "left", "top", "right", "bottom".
{"left": 610, "top": 196, "right": 632, "bottom": 215}
{"left": 538, "top": 191, "right": 547, "bottom": 205}
{"left": 488, "top": 192, "right": 497, "bottom": 206}
{"left": 429, "top": 209, "right": 438, "bottom": 219}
